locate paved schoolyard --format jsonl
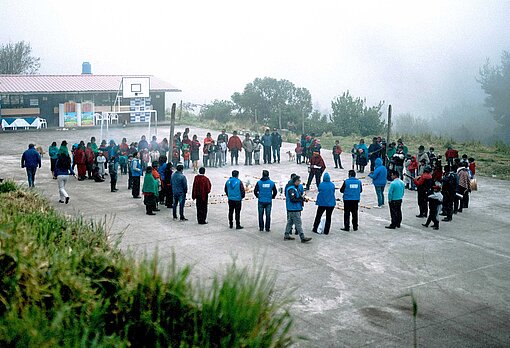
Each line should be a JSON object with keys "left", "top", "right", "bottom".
{"left": 1, "top": 125, "right": 509, "bottom": 347}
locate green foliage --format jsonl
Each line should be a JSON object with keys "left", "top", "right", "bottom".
{"left": 0, "top": 187, "right": 294, "bottom": 347}
{"left": 479, "top": 51, "right": 510, "bottom": 137}
{"left": 0, "top": 180, "right": 16, "bottom": 193}
{"left": 0, "top": 41, "right": 40, "bottom": 74}
{"left": 199, "top": 99, "right": 235, "bottom": 123}
{"left": 330, "top": 91, "right": 385, "bottom": 136}
{"left": 231, "top": 77, "right": 312, "bottom": 130}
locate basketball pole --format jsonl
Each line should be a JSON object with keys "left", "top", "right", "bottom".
{"left": 169, "top": 103, "right": 177, "bottom": 154}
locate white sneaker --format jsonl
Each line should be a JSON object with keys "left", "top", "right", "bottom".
{"left": 373, "top": 205, "right": 382, "bottom": 209}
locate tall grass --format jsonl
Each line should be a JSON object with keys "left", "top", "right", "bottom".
{"left": 0, "top": 183, "right": 294, "bottom": 347}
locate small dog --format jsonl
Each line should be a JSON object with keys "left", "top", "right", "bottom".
{"left": 36, "top": 146, "right": 45, "bottom": 158}
{"left": 286, "top": 151, "right": 295, "bottom": 162}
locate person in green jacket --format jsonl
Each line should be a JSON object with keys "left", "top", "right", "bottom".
{"left": 90, "top": 136, "right": 99, "bottom": 154}
{"left": 49, "top": 141, "right": 59, "bottom": 179}
{"left": 142, "top": 166, "right": 160, "bottom": 215}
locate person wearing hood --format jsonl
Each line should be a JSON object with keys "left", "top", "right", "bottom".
{"left": 192, "top": 167, "right": 212, "bottom": 225}
{"left": 284, "top": 175, "right": 312, "bottom": 243}
{"left": 142, "top": 166, "right": 159, "bottom": 215}
{"left": 312, "top": 172, "right": 336, "bottom": 235}
{"left": 357, "top": 139, "right": 369, "bottom": 163}
{"left": 368, "top": 158, "right": 387, "bottom": 208}
{"left": 254, "top": 170, "right": 277, "bottom": 232}
{"left": 224, "top": 170, "right": 246, "bottom": 229}
{"left": 49, "top": 141, "right": 59, "bottom": 179}
{"left": 253, "top": 135, "right": 262, "bottom": 165}
{"left": 171, "top": 164, "right": 188, "bottom": 221}
{"left": 413, "top": 166, "right": 434, "bottom": 218}
{"left": 305, "top": 151, "right": 326, "bottom": 191}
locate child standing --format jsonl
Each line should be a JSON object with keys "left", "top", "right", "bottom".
{"left": 468, "top": 157, "right": 476, "bottom": 178}
{"left": 253, "top": 136, "right": 262, "bottom": 165}
{"left": 295, "top": 142, "right": 303, "bottom": 164}
{"left": 96, "top": 151, "right": 106, "bottom": 179}
{"left": 423, "top": 185, "right": 443, "bottom": 230}
{"left": 142, "top": 166, "right": 159, "bottom": 215}
{"left": 333, "top": 140, "right": 343, "bottom": 169}
{"left": 183, "top": 146, "right": 191, "bottom": 169}
{"left": 350, "top": 144, "right": 358, "bottom": 170}
{"left": 208, "top": 141, "right": 217, "bottom": 168}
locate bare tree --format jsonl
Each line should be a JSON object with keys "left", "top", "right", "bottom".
{"left": 0, "top": 41, "right": 40, "bottom": 74}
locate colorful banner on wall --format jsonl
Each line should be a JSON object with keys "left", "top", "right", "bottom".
{"left": 63, "top": 101, "right": 78, "bottom": 127}
{"left": 81, "top": 101, "right": 94, "bottom": 126}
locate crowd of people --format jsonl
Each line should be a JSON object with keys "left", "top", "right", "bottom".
{"left": 19, "top": 128, "right": 477, "bottom": 243}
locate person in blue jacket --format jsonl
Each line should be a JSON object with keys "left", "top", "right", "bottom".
{"left": 254, "top": 170, "right": 277, "bottom": 232}
{"left": 225, "top": 170, "right": 246, "bottom": 229}
{"left": 340, "top": 170, "right": 363, "bottom": 231}
{"left": 131, "top": 152, "right": 142, "bottom": 198}
{"left": 171, "top": 164, "right": 188, "bottom": 221}
{"left": 261, "top": 129, "right": 273, "bottom": 164}
{"left": 368, "top": 157, "right": 388, "bottom": 208}
{"left": 386, "top": 170, "right": 405, "bottom": 229}
{"left": 284, "top": 175, "right": 312, "bottom": 243}
{"left": 21, "top": 143, "right": 41, "bottom": 188}
{"left": 312, "top": 172, "right": 336, "bottom": 235}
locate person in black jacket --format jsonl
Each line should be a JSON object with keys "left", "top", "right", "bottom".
{"left": 441, "top": 165, "right": 456, "bottom": 222}
{"left": 271, "top": 128, "right": 282, "bottom": 163}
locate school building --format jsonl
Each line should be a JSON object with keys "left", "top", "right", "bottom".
{"left": 0, "top": 67, "right": 180, "bottom": 130}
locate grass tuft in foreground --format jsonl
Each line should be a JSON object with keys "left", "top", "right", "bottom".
{"left": 0, "top": 182, "right": 294, "bottom": 347}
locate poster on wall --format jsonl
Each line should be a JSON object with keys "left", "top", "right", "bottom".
{"left": 81, "top": 101, "right": 94, "bottom": 126}
{"left": 64, "top": 101, "right": 78, "bottom": 127}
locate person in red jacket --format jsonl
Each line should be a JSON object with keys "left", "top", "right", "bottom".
{"left": 74, "top": 143, "right": 87, "bottom": 181}
{"left": 413, "top": 166, "right": 434, "bottom": 218}
{"left": 85, "top": 143, "right": 96, "bottom": 179}
{"left": 305, "top": 151, "right": 326, "bottom": 191}
{"left": 227, "top": 131, "right": 243, "bottom": 166}
{"left": 192, "top": 167, "right": 212, "bottom": 224}
{"left": 445, "top": 146, "right": 459, "bottom": 167}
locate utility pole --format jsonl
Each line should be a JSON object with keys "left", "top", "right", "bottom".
{"left": 254, "top": 108, "right": 258, "bottom": 124}
{"left": 169, "top": 103, "right": 176, "bottom": 151}
{"left": 178, "top": 100, "right": 183, "bottom": 121}
{"left": 302, "top": 108, "right": 305, "bottom": 134}
{"left": 278, "top": 108, "right": 282, "bottom": 130}
{"left": 387, "top": 104, "right": 392, "bottom": 144}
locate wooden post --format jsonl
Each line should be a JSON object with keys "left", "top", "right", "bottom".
{"left": 278, "top": 108, "right": 282, "bottom": 130}
{"left": 387, "top": 104, "right": 392, "bottom": 144}
{"left": 169, "top": 103, "right": 176, "bottom": 150}
{"left": 178, "top": 100, "right": 183, "bottom": 121}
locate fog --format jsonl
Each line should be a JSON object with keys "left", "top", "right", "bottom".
{"left": 1, "top": 0, "right": 510, "bottom": 119}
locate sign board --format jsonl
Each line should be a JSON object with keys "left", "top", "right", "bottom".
{"left": 81, "top": 101, "right": 94, "bottom": 126}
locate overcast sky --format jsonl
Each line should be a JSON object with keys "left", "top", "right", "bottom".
{"left": 2, "top": 0, "right": 510, "bottom": 118}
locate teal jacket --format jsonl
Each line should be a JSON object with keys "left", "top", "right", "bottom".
{"left": 388, "top": 178, "right": 405, "bottom": 201}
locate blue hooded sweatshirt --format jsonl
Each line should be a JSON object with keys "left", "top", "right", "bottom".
{"left": 368, "top": 158, "right": 387, "bottom": 186}
{"left": 316, "top": 172, "right": 336, "bottom": 207}
{"left": 171, "top": 171, "right": 188, "bottom": 196}
{"left": 225, "top": 177, "right": 242, "bottom": 201}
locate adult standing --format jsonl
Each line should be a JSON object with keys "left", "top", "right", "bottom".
{"left": 357, "top": 139, "right": 369, "bottom": 168}
{"left": 368, "top": 137, "right": 382, "bottom": 172}
{"left": 456, "top": 163, "right": 471, "bottom": 213}
{"left": 224, "top": 170, "right": 245, "bottom": 229}
{"left": 284, "top": 175, "right": 312, "bottom": 243}
{"left": 85, "top": 143, "right": 95, "bottom": 179}
{"left": 368, "top": 158, "right": 387, "bottom": 208}
{"left": 54, "top": 143, "right": 74, "bottom": 204}
{"left": 171, "top": 164, "right": 188, "bottom": 221}
{"left": 312, "top": 172, "right": 336, "bottom": 235}
{"left": 441, "top": 165, "right": 456, "bottom": 222}
{"left": 131, "top": 152, "right": 142, "bottom": 198}
{"left": 254, "top": 170, "right": 277, "bottom": 232}
{"left": 138, "top": 135, "right": 149, "bottom": 151}
{"left": 150, "top": 136, "right": 159, "bottom": 151}
{"left": 49, "top": 141, "right": 59, "bottom": 179}
{"left": 242, "top": 133, "right": 254, "bottom": 165}
{"left": 413, "top": 166, "right": 433, "bottom": 218}
{"left": 385, "top": 170, "right": 405, "bottom": 229}
{"left": 305, "top": 151, "right": 326, "bottom": 191}
{"left": 340, "top": 170, "right": 363, "bottom": 231}
{"left": 333, "top": 140, "right": 343, "bottom": 169}
{"left": 261, "top": 129, "right": 272, "bottom": 164}
{"left": 190, "top": 135, "right": 201, "bottom": 173}
{"left": 217, "top": 129, "right": 229, "bottom": 163}
{"left": 192, "top": 167, "right": 212, "bottom": 225}
{"left": 227, "top": 131, "right": 242, "bottom": 166}
{"left": 271, "top": 128, "right": 282, "bottom": 163}
{"left": 21, "top": 144, "right": 41, "bottom": 188}
{"left": 142, "top": 166, "right": 159, "bottom": 215}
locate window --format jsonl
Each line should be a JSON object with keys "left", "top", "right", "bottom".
{"left": 30, "top": 98, "right": 39, "bottom": 106}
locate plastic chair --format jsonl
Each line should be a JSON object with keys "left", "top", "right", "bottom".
{"left": 110, "top": 113, "right": 119, "bottom": 124}
{"left": 39, "top": 118, "right": 48, "bottom": 129}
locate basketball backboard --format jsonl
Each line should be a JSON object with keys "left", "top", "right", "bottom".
{"left": 122, "top": 77, "right": 150, "bottom": 98}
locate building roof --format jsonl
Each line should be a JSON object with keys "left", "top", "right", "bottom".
{"left": 0, "top": 74, "right": 181, "bottom": 94}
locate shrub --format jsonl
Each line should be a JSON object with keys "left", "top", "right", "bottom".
{"left": 0, "top": 186, "right": 294, "bottom": 347}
